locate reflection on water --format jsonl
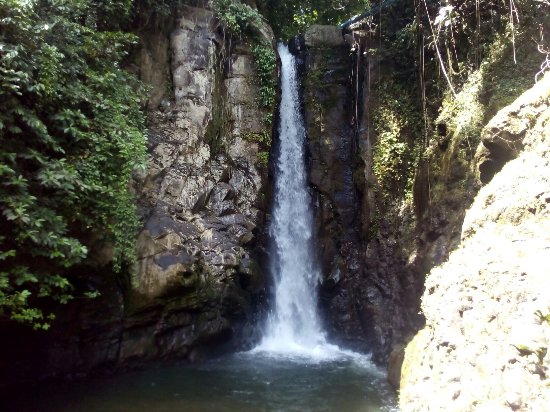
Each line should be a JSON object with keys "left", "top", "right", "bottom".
{"left": 5, "top": 352, "right": 398, "bottom": 412}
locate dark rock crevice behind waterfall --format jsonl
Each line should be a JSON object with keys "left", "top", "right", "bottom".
{"left": 295, "top": 26, "right": 426, "bottom": 364}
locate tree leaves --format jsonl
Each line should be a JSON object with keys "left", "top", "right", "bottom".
{"left": 0, "top": 0, "right": 147, "bottom": 328}
{"left": 260, "top": 0, "right": 371, "bottom": 40}
{"left": 212, "top": 0, "right": 264, "bottom": 37}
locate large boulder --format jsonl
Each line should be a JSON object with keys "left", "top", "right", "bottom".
{"left": 400, "top": 74, "right": 550, "bottom": 411}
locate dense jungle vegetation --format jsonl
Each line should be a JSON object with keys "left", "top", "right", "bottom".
{"left": 1, "top": 0, "right": 548, "bottom": 329}
{"left": 0, "top": 0, "right": 150, "bottom": 329}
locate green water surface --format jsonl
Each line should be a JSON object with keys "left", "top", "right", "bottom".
{"left": 5, "top": 351, "right": 398, "bottom": 412}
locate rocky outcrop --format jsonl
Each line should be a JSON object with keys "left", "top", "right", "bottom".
{"left": 0, "top": 4, "right": 274, "bottom": 384}
{"left": 128, "top": 4, "right": 274, "bottom": 364}
{"left": 400, "top": 74, "right": 550, "bottom": 411}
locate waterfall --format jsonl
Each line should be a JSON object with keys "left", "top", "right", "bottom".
{"left": 256, "top": 44, "right": 328, "bottom": 355}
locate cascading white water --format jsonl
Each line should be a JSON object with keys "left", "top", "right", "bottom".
{"left": 246, "top": 46, "right": 396, "bottom": 412}
{"left": 255, "top": 43, "right": 328, "bottom": 355}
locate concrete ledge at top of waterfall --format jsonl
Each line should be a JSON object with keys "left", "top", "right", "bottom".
{"left": 304, "top": 25, "right": 346, "bottom": 48}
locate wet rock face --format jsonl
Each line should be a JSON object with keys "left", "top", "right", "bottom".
{"left": 296, "top": 26, "right": 365, "bottom": 349}
{"left": 0, "top": 5, "right": 273, "bottom": 384}
{"left": 298, "top": 26, "right": 424, "bottom": 362}
{"left": 300, "top": 27, "right": 359, "bottom": 273}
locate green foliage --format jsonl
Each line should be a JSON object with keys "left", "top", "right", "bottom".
{"left": 436, "top": 69, "right": 486, "bottom": 160}
{"left": 212, "top": 0, "right": 263, "bottom": 37}
{"left": 257, "top": 151, "right": 270, "bottom": 167}
{"left": 373, "top": 115, "right": 410, "bottom": 193}
{"left": 435, "top": 32, "right": 544, "bottom": 171}
{"left": 481, "top": 39, "right": 544, "bottom": 119}
{"left": 259, "top": 0, "right": 371, "bottom": 40}
{"left": 244, "top": 131, "right": 271, "bottom": 146}
{"left": 416, "top": 0, "right": 549, "bottom": 98}
{"left": 211, "top": 1, "right": 276, "bottom": 113}
{"left": 372, "top": 82, "right": 423, "bottom": 202}
{"left": 210, "top": 1, "right": 275, "bottom": 166}
{"left": 134, "top": 0, "right": 187, "bottom": 17}
{"left": 290, "top": 8, "right": 318, "bottom": 37}
{"left": 365, "top": 0, "right": 548, "bottom": 209}
{"left": 251, "top": 42, "right": 277, "bottom": 111}
{"left": 0, "top": 0, "right": 147, "bottom": 328}
{"left": 244, "top": 132, "right": 271, "bottom": 168}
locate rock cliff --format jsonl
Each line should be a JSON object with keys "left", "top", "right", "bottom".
{"left": 0, "top": 3, "right": 274, "bottom": 383}
{"left": 294, "top": 25, "right": 425, "bottom": 364}
{"left": 128, "top": 4, "right": 273, "bottom": 363}
{"left": 400, "top": 74, "right": 550, "bottom": 411}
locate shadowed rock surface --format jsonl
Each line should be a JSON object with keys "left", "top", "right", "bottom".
{"left": 295, "top": 26, "right": 426, "bottom": 364}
